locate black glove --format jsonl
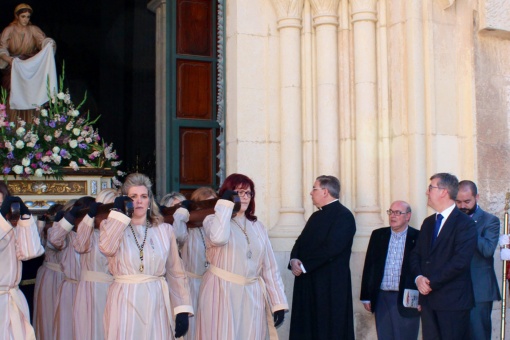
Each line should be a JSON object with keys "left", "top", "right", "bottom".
{"left": 64, "top": 204, "right": 82, "bottom": 225}
{"left": 0, "top": 196, "right": 27, "bottom": 218}
{"left": 273, "top": 309, "right": 285, "bottom": 328}
{"left": 19, "top": 198, "right": 30, "bottom": 217}
{"left": 113, "top": 196, "right": 133, "bottom": 214}
{"left": 54, "top": 210, "right": 65, "bottom": 222}
{"left": 179, "top": 200, "right": 193, "bottom": 211}
{"left": 174, "top": 312, "right": 189, "bottom": 338}
{"left": 87, "top": 202, "right": 103, "bottom": 218}
{"left": 221, "top": 190, "right": 238, "bottom": 201}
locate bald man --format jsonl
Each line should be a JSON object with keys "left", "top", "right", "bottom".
{"left": 360, "top": 201, "right": 420, "bottom": 340}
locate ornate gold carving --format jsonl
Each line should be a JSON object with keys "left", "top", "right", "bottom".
{"left": 8, "top": 181, "right": 87, "bottom": 195}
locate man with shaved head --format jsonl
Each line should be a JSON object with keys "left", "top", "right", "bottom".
{"left": 360, "top": 200, "right": 420, "bottom": 339}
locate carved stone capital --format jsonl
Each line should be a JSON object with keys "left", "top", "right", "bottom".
{"left": 351, "top": 0, "right": 377, "bottom": 23}
{"left": 437, "top": 0, "right": 455, "bottom": 10}
{"left": 147, "top": 0, "right": 165, "bottom": 13}
{"left": 309, "top": 0, "right": 340, "bottom": 17}
{"left": 270, "top": 0, "right": 304, "bottom": 20}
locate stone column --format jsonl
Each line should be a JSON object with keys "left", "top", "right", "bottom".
{"left": 310, "top": 0, "right": 341, "bottom": 176}
{"left": 351, "top": 0, "right": 383, "bottom": 232}
{"left": 147, "top": 0, "right": 167, "bottom": 198}
{"left": 269, "top": 0, "right": 306, "bottom": 249}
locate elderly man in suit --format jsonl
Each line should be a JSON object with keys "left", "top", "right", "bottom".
{"left": 410, "top": 173, "right": 477, "bottom": 340}
{"left": 455, "top": 180, "right": 501, "bottom": 340}
{"left": 360, "top": 200, "right": 420, "bottom": 340}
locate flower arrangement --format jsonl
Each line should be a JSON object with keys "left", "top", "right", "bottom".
{"left": 0, "top": 70, "right": 125, "bottom": 186}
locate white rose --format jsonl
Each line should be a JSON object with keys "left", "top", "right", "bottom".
{"left": 69, "top": 140, "right": 78, "bottom": 149}
{"left": 34, "top": 168, "right": 44, "bottom": 177}
{"left": 21, "top": 157, "right": 30, "bottom": 166}
{"left": 41, "top": 156, "right": 51, "bottom": 163}
{"left": 13, "top": 165, "right": 23, "bottom": 174}
{"left": 72, "top": 110, "right": 80, "bottom": 117}
{"left": 73, "top": 128, "right": 81, "bottom": 136}
{"left": 66, "top": 122, "right": 73, "bottom": 131}
{"left": 85, "top": 137, "right": 92, "bottom": 143}
{"left": 54, "top": 130, "right": 62, "bottom": 138}
{"left": 69, "top": 161, "right": 79, "bottom": 171}
{"left": 52, "top": 146, "right": 60, "bottom": 154}
{"left": 57, "top": 92, "right": 65, "bottom": 100}
{"left": 27, "top": 142, "right": 34, "bottom": 148}
{"left": 24, "top": 167, "right": 32, "bottom": 175}
{"left": 5, "top": 141, "right": 13, "bottom": 152}
{"left": 16, "top": 127, "right": 25, "bottom": 136}
{"left": 15, "top": 140, "right": 24, "bottom": 149}
{"left": 44, "top": 135, "right": 52, "bottom": 142}
{"left": 41, "top": 109, "right": 48, "bottom": 117}
{"left": 51, "top": 154, "right": 62, "bottom": 165}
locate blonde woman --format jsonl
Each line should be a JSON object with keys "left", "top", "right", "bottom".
{"left": 99, "top": 173, "right": 192, "bottom": 339}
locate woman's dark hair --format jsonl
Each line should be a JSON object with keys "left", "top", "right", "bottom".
{"left": 218, "top": 173, "right": 257, "bottom": 222}
{"left": 0, "top": 181, "right": 11, "bottom": 199}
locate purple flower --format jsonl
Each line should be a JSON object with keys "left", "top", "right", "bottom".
{"left": 60, "top": 116, "right": 67, "bottom": 123}
{"left": 78, "top": 143, "right": 88, "bottom": 149}
{"left": 60, "top": 149, "right": 69, "bottom": 157}
{"left": 6, "top": 152, "right": 14, "bottom": 159}
{"left": 49, "top": 121, "right": 56, "bottom": 128}
{"left": 2, "top": 166, "right": 11, "bottom": 174}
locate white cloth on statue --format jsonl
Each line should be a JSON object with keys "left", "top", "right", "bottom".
{"left": 10, "top": 43, "right": 57, "bottom": 110}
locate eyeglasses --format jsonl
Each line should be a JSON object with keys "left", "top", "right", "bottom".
{"left": 236, "top": 190, "right": 253, "bottom": 198}
{"left": 312, "top": 187, "right": 323, "bottom": 191}
{"left": 386, "top": 209, "right": 408, "bottom": 216}
{"left": 428, "top": 185, "right": 445, "bottom": 192}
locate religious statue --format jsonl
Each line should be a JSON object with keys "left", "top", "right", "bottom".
{"left": 0, "top": 3, "right": 57, "bottom": 122}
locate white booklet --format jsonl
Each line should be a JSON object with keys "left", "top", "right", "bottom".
{"left": 403, "top": 289, "right": 419, "bottom": 308}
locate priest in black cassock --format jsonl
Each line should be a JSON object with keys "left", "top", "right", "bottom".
{"left": 288, "top": 175, "right": 356, "bottom": 340}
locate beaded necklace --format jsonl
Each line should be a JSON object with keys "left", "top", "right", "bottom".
{"left": 197, "top": 227, "right": 209, "bottom": 268}
{"left": 232, "top": 217, "right": 252, "bottom": 259}
{"left": 129, "top": 220, "right": 150, "bottom": 272}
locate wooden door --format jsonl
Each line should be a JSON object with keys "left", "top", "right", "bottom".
{"left": 168, "top": 0, "right": 220, "bottom": 197}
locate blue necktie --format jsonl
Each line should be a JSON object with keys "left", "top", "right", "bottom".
{"left": 431, "top": 213, "right": 443, "bottom": 247}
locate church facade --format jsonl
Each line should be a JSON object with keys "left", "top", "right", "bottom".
{"left": 148, "top": 0, "right": 510, "bottom": 337}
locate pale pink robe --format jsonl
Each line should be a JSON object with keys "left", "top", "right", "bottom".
{"left": 48, "top": 218, "right": 81, "bottom": 340}
{"left": 0, "top": 215, "right": 44, "bottom": 340}
{"left": 99, "top": 211, "right": 193, "bottom": 340}
{"left": 173, "top": 207, "right": 208, "bottom": 340}
{"left": 33, "top": 221, "right": 64, "bottom": 340}
{"left": 195, "top": 199, "right": 289, "bottom": 340}
{"left": 73, "top": 215, "right": 112, "bottom": 340}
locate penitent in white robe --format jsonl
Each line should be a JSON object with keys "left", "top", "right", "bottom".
{"left": 33, "top": 225, "right": 64, "bottom": 340}
{"left": 195, "top": 199, "right": 288, "bottom": 340}
{"left": 99, "top": 211, "right": 193, "bottom": 340}
{"left": 47, "top": 218, "right": 81, "bottom": 340}
{"left": 0, "top": 215, "right": 44, "bottom": 340}
{"left": 73, "top": 215, "right": 112, "bottom": 340}
{"left": 173, "top": 207, "right": 208, "bottom": 340}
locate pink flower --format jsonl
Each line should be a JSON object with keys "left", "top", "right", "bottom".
{"left": 35, "top": 152, "right": 43, "bottom": 160}
{"left": 45, "top": 150, "right": 52, "bottom": 156}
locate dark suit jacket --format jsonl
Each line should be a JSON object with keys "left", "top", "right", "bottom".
{"left": 410, "top": 206, "right": 477, "bottom": 310}
{"left": 471, "top": 206, "right": 501, "bottom": 303}
{"left": 360, "top": 226, "right": 420, "bottom": 317}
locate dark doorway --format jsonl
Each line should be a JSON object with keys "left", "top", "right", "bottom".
{"left": 0, "top": 0, "right": 157, "bottom": 190}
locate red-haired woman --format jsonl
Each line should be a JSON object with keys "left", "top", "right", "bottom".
{"left": 195, "top": 174, "right": 288, "bottom": 340}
